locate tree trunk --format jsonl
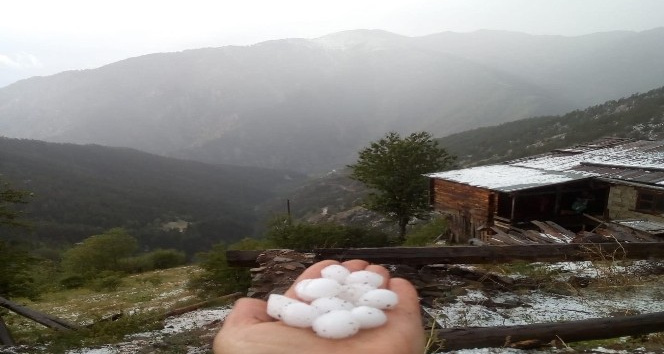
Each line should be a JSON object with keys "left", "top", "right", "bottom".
{"left": 436, "top": 311, "right": 664, "bottom": 350}
{"left": 398, "top": 217, "right": 409, "bottom": 242}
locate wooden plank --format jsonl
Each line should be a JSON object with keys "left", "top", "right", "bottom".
{"left": 523, "top": 230, "right": 555, "bottom": 244}
{"left": 163, "top": 292, "right": 243, "bottom": 318}
{"left": 490, "top": 233, "right": 524, "bottom": 245}
{"left": 0, "top": 296, "right": 77, "bottom": 331}
{"left": 595, "top": 228, "right": 643, "bottom": 243}
{"left": 226, "top": 243, "right": 664, "bottom": 267}
{"left": 489, "top": 227, "right": 530, "bottom": 245}
{"left": 545, "top": 221, "right": 577, "bottom": 238}
{"left": 531, "top": 220, "right": 572, "bottom": 243}
{"left": 0, "top": 315, "right": 15, "bottom": 346}
{"left": 436, "top": 311, "right": 664, "bottom": 350}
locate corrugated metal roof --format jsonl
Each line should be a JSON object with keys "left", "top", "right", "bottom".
{"left": 615, "top": 219, "right": 664, "bottom": 234}
{"left": 426, "top": 165, "right": 588, "bottom": 192}
{"left": 429, "top": 138, "right": 664, "bottom": 191}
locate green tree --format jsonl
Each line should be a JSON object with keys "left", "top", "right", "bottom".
{"left": 0, "top": 179, "right": 32, "bottom": 228}
{"left": 0, "top": 179, "right": 36, "bottom": 298}
{"left": 349, "top": 132, "right": 455, "bottom": 241}
{"left": 61, "top": 228, "right": 138, "bottom": 278}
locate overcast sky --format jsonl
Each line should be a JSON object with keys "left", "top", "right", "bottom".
{"left": 2, "top": 0, "right": 664, "bottom": 87}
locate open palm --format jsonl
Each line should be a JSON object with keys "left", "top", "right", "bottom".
{"left": 213, "top": 259, "right": 424, "bottom": 354}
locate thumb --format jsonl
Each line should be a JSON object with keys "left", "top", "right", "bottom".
{"left": 223, "top": 298, "right": 274, "bottom": 327}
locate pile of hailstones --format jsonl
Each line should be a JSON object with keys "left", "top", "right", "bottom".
{"left": 266, "top": 264, "right": 398, "bottom": 339}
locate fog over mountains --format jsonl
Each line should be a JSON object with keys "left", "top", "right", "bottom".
{"left": 1, "top": 28, "right": 663, "bottom": 173}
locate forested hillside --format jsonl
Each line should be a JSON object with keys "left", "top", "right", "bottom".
{"left": 0, "top": 138, "right": 304, "bottom": 254}
{"left": 1, "top": 29, "right": 663, "bottom": 172}
{"left": 439, "top": 86, "right": 664, "bottom": 167}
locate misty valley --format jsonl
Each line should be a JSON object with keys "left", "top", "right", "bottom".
{"left": 1, "top": 28, "right": 664, "bottom": 353}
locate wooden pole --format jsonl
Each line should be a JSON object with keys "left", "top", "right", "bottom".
{"left": 0, "top": 315, "right": 15, "bottom": 346}
{"left": 436, "top": 311, "right": 664, "bottom": 350}
{"left": 226, "top": 243, "right": 664, "bottom": 267}
{"left": 163, "top": 292, "right": 243, "bottom": 318}
{"left": 0, "top": 296, "right": 77, "bottom": 331}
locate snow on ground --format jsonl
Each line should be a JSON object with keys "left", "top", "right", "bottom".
{"left": 66, "top": 308, "right": 231, "bottom": 354}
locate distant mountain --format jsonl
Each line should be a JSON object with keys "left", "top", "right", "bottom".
{"left": 0, "top": 138, "right": 304, "bottom": 253}
{"left": 438, "top": 85, "right": 664, "bottom": 166}
{"left": 1, "top": 29, "right": 663, "bottom": 172}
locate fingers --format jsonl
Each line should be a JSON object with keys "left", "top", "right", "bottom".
{"left": 340, "top": 259, "right": 369, "bottom": 271}
{"left": 388, "top": 277, "right": 420, "bottom": 316}
{"left": 223, "top": 298, "right": 272, "bottom": 327}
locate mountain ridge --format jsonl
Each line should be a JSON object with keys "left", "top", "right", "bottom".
{"left": 1, "top": 28, "right": 663, "bottom": 172}
{"left": 0, "top": 137, "right": 305, "bottom": 253}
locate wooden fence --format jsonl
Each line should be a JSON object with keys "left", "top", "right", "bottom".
{"left": 227, "top": 242, "right": 664, "bottom": 267}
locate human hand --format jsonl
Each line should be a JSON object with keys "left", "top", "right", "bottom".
{"left": 213, "top": 259, "right": 424, "bottom": 354}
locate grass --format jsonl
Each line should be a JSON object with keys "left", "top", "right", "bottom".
{"left": 3, "top": 265, "right": 206, "bottom": 352}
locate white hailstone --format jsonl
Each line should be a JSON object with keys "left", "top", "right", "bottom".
{"left": 357, "top": 289, "right": 399, "bottom": 310}
{"left": 336, "top": 283, "right": 375, "bottom": 304}
{"left": 320, "top": 264, "right": 351, "bottom": 283}
{"left": 294, "top": 279, "right": 312, "bottom": 295}
{"left": 344, "top": 270, "right": 384, "bottom": 288}
{"left": 281, "top": 302, "right": 319, "bottom": 328}
{"left": 295, "top": 278, "right": 342, "bottom": 302}
{"left": 311, "top": 296, "right": 354, "bottom": 314}
{"left": 351, "top": 306, "right": 388, "bottom": 329}
{"left": 312, "top": 310, "right": 360, "bottom": 339}
{"left": 266, "top": 294, "right": 298, "bottom": 320}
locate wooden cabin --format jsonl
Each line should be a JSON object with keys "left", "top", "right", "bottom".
{"left": 428, "top": 138, "right": 664, "bottom": 243}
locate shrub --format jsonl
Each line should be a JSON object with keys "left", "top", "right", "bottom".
{"left": 147, "top": 249, "right": 187, "bottom": 270}
{"left": 0, "top": 240, "right": 39, "bottom": 298}
{"left": 89, "top": 271, "right": 124, "bottom": 292}
{"left": 61, "top": 228, "right": 138, "bottom": 279}
{"left": 59, "top": 275, "right": 86, "bottom": 289}
{"left": 266, "top": 216, "right": 392, "bottom": 249}
{"left": 403, "top": 216, "right": 448, "bottom": 246}
{"left": 187, "top": 243, "right": 251, "bottom": 298}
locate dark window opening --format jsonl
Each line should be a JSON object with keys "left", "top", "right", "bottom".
{"left": 636, "top": 190, "right": 664, "bottom": 214}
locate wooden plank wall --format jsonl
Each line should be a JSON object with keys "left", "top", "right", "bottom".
{"left": 431, "top": 179, "right": 493, "bottom": 242}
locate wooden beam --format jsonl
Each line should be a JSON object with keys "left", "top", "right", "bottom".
{"left": 0, "top": 296, "right": 77, "bottom": 331}
{"left": 226, "top": 243, "right": 664, "bottom": 267}
{"left": 163, "top": 292, "right": 243, "bottom": 318}
{"left": 0, "top": 315, "right": 15, "bottom": 346}
{"left": 436, "top": 311, "right": 664, "bottom": 350}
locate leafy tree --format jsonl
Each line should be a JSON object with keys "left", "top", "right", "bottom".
{"left": 349, "top": 132, "right": 455, "bottom": 241}
{"left": 0, "top": 179, "right": 32, "bottom": 228}
{"left": 0, "top": 179, "right": 37, "bottom": 298}
{"left": 61, "top": 228, "right": 138, "bottom": 278}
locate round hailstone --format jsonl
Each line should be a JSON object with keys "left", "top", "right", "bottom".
{"left": 311, "top": 296, "right": 354, "bottom": 314}
{"left": 351, "top": 306, "right": 388, "bottom": 329}
{"left": 281, "top": 302, "right": 319, "bottom": 328}
{"left": 336, "top": 283, "right": 375, "bottom": 304}
{"left": 312, "top": 310, "right": 360, "bottom": 339}
{"left": 295, "top": 278, "right": 342, "bottom": 302}
{"left": 357, "top": 289, "right": 399, "bottom": 309}
{"left": 344, "top": 270, "right": 384, "bottom": 288}
{"left": 294, "top": 279, "right": 313, "bottom": 295}
{"left": 320, "top": 264, "right": 351, "bottom": 283}
{"left": 266, "top": 294, "right": 299, "bottom": 320}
